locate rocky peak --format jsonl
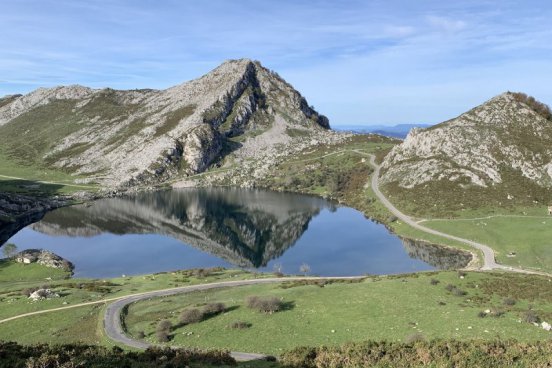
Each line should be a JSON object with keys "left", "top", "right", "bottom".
{"left": 384, "top": 92, "right": 552, "bottom": 186}
{"left": 0, "top": 59, "right": 332, "bottom": 188}
{"left": 380, "top": 91, "right": 552, "bottom": 211}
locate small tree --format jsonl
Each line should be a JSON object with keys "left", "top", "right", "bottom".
{"left": 180, "top": 308, "right": 204, "bottom": 325}
{"left": 299, "top": 263, "right": 311, "bottom": 275}
{"left": 2, "top": 243, "right": 17, "bottom": 259}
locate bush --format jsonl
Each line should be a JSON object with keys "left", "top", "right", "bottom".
{"left": 156, "top": 319, "right": 172, "bottom": 332}
{"left": 156, "top": 330, "right": 170, "bottom": 343}
{"left": 246, "top": 296, "right": 284, "bottom": 313}
{"left": 445, "top": 284, "right": 455, "bottom": 292}
{"left": 503, "top": 298, "right": 516, "bottom": 306}
{"left": 21, "top": 287, "right": 39, "bottom": 296}
{"left": 137, "top": 331, "right": 145, "bottom": 339}
{"left": 180, "top": 308, "right": 204, "bottom": 325}
{"left": 430, "top": 278, "right": 440, "bottom": 285}
{"left": 281, "top": 340, "right": 552, "bottom": 368}
{"left": 203, "top": 302, "right": 226, "bottom": 316}
{"left": 478, "top": 311, "right": 487, "bottom": 318}
{"left": 229, "top": 321, "right": 251, "bottom": 329}
{"left": 452, "top": 288, "right": 467, "bottom": 297}
{"left": 524, "top": 310, "right": 540, "bottom": 324}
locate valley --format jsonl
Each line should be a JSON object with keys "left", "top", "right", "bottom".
{"left": 1, "top": 60, "right": 552, "bottom": 366}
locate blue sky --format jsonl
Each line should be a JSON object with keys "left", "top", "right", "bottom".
{"left": 1, "top": 0, "right": 551, "bottom": 125}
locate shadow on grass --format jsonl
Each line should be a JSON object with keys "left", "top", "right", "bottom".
{"left": 0, "top": 179, "right": 66, "bottom": 197}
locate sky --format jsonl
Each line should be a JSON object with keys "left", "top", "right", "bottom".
{"left": 1, "top": 0, "right": 551, "bottom": 126}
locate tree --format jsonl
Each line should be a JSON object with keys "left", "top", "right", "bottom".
{"left": 2, "top": 243, "right": 17, "bottom": 259}
{"left": 299, "top": 263, "right": 311, "bottom": 275}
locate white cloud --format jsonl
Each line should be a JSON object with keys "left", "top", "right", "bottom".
{"left": 427, "top": 15, "right": 467, "bottom": 32}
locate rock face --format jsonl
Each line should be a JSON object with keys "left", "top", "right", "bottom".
{"left": 28, "top": 288, "right": 60, "bottom": 301}
{"left": 0, "top": 59, "right": 333, "bottom": 188}
{"left": 15, "top": 249, "right": 73, "bottom": 271}
{"left": 380, "top": 92, "right": 552, "bottom": 211}
{"left": 0, "top": 193, "right": 67, "bottom": 245}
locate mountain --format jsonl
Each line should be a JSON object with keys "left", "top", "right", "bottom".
{"left": 0, "top": 59, "right": 336, "bottom": 188}
{"left": 335, "top": 124, "right": 432, "bottom": 139}
{"left": 380, "top": 92, "right": 552, "bottom": 215}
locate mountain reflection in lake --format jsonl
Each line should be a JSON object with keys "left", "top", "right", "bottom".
{"left": 6, "top": 188, "right": 470, "bottom": 277}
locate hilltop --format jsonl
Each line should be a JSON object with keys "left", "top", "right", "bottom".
{"left": 380, "top": 92, "right": 552, "bottom": 216}
{"left": 0, "top": 59, "right": 339, "bottom": 188}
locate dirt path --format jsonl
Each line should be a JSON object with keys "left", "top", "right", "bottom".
{"left": 0, "top": 174, "right": 97, "bottom": 189}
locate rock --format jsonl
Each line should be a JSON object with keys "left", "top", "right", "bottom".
{"left": 29, "top": 289, "right": 59, "bottom": 301}
{"left": 15, "top": 249, "right": 73, "bottom": 271}
{"left": 0, "top": 59, "right": 334, "bottom": 189}
{"left": 541, "top": 321, "right": 551, "bottom": 331}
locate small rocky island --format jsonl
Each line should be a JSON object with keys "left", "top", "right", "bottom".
{"left": 15, "top": 249, "right": 73, "bottom": 272}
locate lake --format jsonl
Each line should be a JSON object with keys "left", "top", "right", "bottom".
{"left": 4, "top": 188, "right": 470, "bottom": 278}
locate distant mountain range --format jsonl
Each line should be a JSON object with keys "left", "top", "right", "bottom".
{"left": 333, "top": 123, "right": 432, "bottom": 139}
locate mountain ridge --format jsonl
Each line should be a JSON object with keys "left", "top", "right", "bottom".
{"left": 380, "top": 91, "right": 552, "bottom": 214}
{"left": 0, "top": 59, "right": 337, "bottom": 188}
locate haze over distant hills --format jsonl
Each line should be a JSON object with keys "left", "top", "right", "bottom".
{"left": 334, "top": 124, "right": 432, "bottom": 139}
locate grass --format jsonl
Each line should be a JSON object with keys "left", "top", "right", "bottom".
{"left": 423, "top": 214, "right": 552, "bottom": 272}
{"left": 124, "top": 271, "right": 552, "bottom": 356}
{"left": 0, "top": 261, "right": 271, "bottom": 324}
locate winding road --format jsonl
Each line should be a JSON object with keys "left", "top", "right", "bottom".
{"left": 103, "top": 276, "right": 364, "bottom": 361}
{"left": 3, "top": 149, "right": 548, "bottom": 362}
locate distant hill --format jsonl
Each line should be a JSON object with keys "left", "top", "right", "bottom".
{"left": 380, "top": 92, "right": 552, "bottom": 216}
{"left": 334, "top": 123, "right": 432, "bottom": 139}
{"left": 0, "top": 59, "right": 339, "bottom": 188}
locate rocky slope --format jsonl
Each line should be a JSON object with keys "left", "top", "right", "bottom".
{"left": 380, "top": 92, "right": 552, "bottom": 213}
{"left": 0, "top": 59, "right": 340, "bottom": 188}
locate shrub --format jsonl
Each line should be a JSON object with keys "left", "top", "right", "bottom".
{"left": 453, "top": 288, "right": 467, "bottom": 297}
{"left": 229, "top": 321, "right": 251, "bottom": 329}
{"left": 503, "top": 298, "right": 516, "bottom": 306}
{"left": 137, "top": 331, "right": 145, "bottom": 339}
{"left": 430, "top": 278, "right": 440, "bottom": 285}
{"left": 524, "top": 310, "right": 540, "bottom": 324}
{"left": 246, "top": 296, "right": 284, "bottom": 313}
{"left": 156, "top": 320, "right": 172, "bottom": 332}
{"left": 156, "top": 330, "right": 170, "bottom": 343}
{"left": 203, "top": 302, "right": 226, "bottom": 316}
{"left": 445, "top": 284, "right": 455, "bottom": 292}
{"left": 21, "top": 287, "right": 38, "bottom": 297}
{"left": 180, "top": 309, "right": 204, "bottom": 325}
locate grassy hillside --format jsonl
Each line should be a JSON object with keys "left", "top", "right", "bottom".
{"left": 124, "top": 271, "right": 552, "bottom": 356}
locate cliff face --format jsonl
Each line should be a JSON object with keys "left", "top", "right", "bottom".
{"left": 30, "top": 188, "right": 331, "bottom": 268}
{"left": 0, "top": 59, "right": 335, "bottom": 188}
{"left": 380, "top": 92, "right": 552, "bottom": 213}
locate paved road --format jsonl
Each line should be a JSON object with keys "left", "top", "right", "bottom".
{"left": 364, "top": 152, "right": 542, "bottom": 274}
{"left": 103, "top": 276, "right": 364, "bottom": 361}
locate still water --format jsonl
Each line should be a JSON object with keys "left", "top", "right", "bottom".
{"left": 6, "top": 188, "right": 469, "bottom": 278}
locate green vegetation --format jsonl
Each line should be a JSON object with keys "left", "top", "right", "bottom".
{"left": 0, "top": 262, "right": 264, "bottom": 324}
{"left": 124, "top": 271, "right": 552, "bottom": 355}
{"left": 258, "top": 135, "right": 396, "bottom": 206}
{"left": 510, "top": 91, "right": 552, "bottom": 121}
{"left": 423, "top": 214, "right": 552, "bottom": 272}
{"left": 281, "top": 339, "right": 552, "bottom": 368}
{"left": 154, "top": 104, "right": 196, "bottom": 137}
{"left": 0, "top": 342, "right": 236, "bottom": 368}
